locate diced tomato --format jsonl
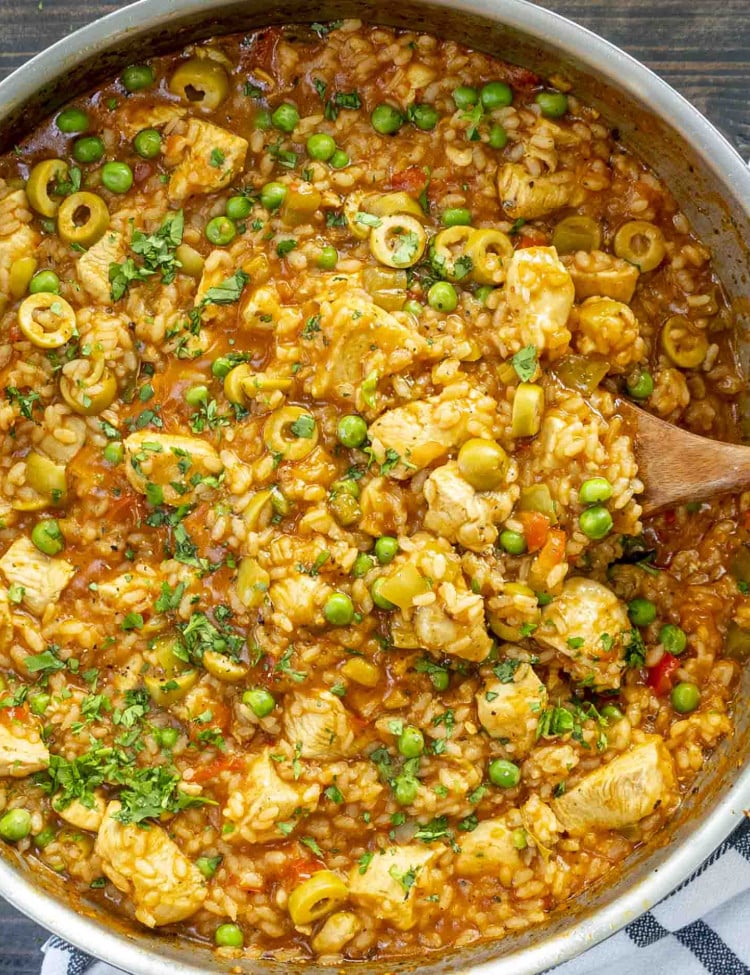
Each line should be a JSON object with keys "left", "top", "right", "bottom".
{"left": 282, "top": 856, "right": 325, "bottom": 883}
{"left": 646, "top": 653, "right": 680, "bottom": 695}
{"left": 518, "top": 511, "right": 550, "bottom": 553}
{"left": 514, "top": 228, "right": 549, "bottom": 249}
{"left": 0, "top": 705, "right": 30, "bottom": 727}
{"left": 390, "top": 165, "right": 428, "bottom": 195}
{"left": 663, "top": 509, "right": 677, "bottom": 527}
{"left": 191, "top": 755, "right": 244, "bottom": 784}
{"left": 533, "top": 528, "right": 567, "bottom": 575}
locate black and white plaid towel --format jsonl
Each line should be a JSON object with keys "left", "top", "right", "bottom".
{"left": 40, "top": 818, "right": 750, "bottom": 975}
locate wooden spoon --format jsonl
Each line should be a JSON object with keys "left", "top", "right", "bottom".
{"left": 616, "top": 398, "right": 750, "bottom": 515}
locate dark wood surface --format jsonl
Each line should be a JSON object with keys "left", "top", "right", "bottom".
{"left": 0, "top": 1, "right": 747, "bottom": 970}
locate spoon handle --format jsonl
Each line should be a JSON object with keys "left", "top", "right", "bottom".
{"left": 618, "top": 400, "right": 750, "bottom": 514}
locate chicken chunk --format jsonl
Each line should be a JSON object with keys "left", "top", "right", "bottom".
{"left": 349, "top": 844, "right": 440, "bottom": 930}
{"left": 424, "top": 462, "right": 516, "bottom": 552}
{"left": 497, "top": 163, "right": 579, "bottom": 220}
{"left": 269, "top": 572, "right": 332, "bottom": 628}
{"left": 0, "top": 707, "right": 49, "bottom": 777}
{"left": 368, "top": 385, "right": 496, "bottom": 479}
{"left": 54, "top": 791, "right": 106, "bottom": 832}
{"left": 310, "top": 291, "right": 426, "bottom": 404}
{"left": 123, "top": 431, "right": 223, "bottom": 506}
{"left": 476, "top": 662, "right": 547, "bottom": 755}
{"left": 573, "top": 297, "right": 645, "bottom": 374}
{"left": 0, "top": 587, "right": 11, "bottom": 652}
{"left": 454, "top": 817, "right": 523, "bottom": 881}
{"left": 0, "top": 189, "right": 38, "bottom": 296}
{"left": 413, "top": 587, "right": 493, "bottom": 663}
{"left": 239, "top": 283, "right": 302, "bottom": 333}
{"left": 119, "top": 103, "right": 186, "bottom": 140}
{"left": 95, "top": 801, "right": 206, "bottom": 928}
{"left": 222, "top": 749, "right": 321, "bottom": 843}
{"left": 76, "top": 230, "right": 124, "bottom": 304}
{"left": 551, "top": 737, "right": 677, "bottom": 834}
{"left": 283, "top": 691, "right": 356, "bottom": 759}
{"left": 0, "top": 537, "right": 75, "bottom": 616}
{"left": 503, "top": 246, "right": 575, "bottom": 359}
{"left": 167, "top": 118, "right": 248, "bottom": 202}
{"left": 562, "top": 251, "right": 640, "bottom": 304}
{"left": 536, "top": 577, "right": 630, "bottom": 690}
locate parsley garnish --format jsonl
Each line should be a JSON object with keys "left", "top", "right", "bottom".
{"left": 511, "top": 345, "right": 538, "bottom": 382}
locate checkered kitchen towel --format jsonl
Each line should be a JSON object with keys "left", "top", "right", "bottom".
{"left": 40, "top": 817, "right": 750, "bottom": 975}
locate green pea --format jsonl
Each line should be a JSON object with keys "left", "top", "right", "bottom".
{"left": 671, "top": 681, "right": 700, "bottom": 714}
{"left": 329, "top": 148, "right": 350, "bottom": 169}
{"left": 442, "top": 208, "right": 472, "bottom": 227}
{"left": 626, "top": 368, "right": 654, "bottom": 400}
{"left": 536, "top": 90, "right": 569, "bottom": 118}
{"left": 56, "top": 108, "right": 89, "bottom": 134}
{"left": 352, "top": 552, "right": 376, "bottom": 578}
{"left": 243, "top": 688, "right": 276, "bottom": 717}
{"left": 489, "top": 123, "right": 508, "bottom": 149}
{"left": 600, "top": 704, "right": 624, "bottom": 722}
{"left": 371, "top": 103, "right": 404, "bottom": 135}
{"left": 226, "top": 195, "right": 252, "bottom": 221}
{"left": 72, "top": 136, "right": 104, "bottom": 164}
{"left": 579, "top": 476, "right": 613, "bottom": 505}
{"left": 254, "top": 108, "right": 272, "bottom": 130}
{"left": 156, "top": 726, "right": 179, "bottom": 749}
{"left": 103, "top": 442, "right": 124, "bottom": 465}
{"left": 185, "top": 384, "right": 209, "bottom": 406}
{"left": 29, "top": 270, "right": 60, "bottom": 295}
{"left": 536, "top": 592, "right": 554, "bottom": 607}
{"left": 317, "top": 245, "right": 338, "bottom": 270}
{"left": 628, "top": 598, "right": 657, "bottom": 627}
{"left": 660, "top": 623, "right": 687, "bottom": 655}
{"left": 398, "top": 726, "right": 424, "bottom": 758}
{"left": 101, "top": 161, "right": 134, "bottom": 194}
{"left": 481, "top": 81, "right": 513, "bottom": 110}
{"left": 133, "top": 128, "right": 162, "bottom": 159}
{"left": 430, "top": 668, "right": 450, "bottom": 691}
{"left": 371, "top": 577, "right": 396, "bottom": 611}
{"left": 393, "top": 775, "right": 418, "bottom": 805}
{"left": 29, "top": 693, "right": 50, "bottom": 716}
{"left": 427, "top": 281, "right": 458, "bottom": 313}
{"left": 374, "top": 536, "right": 399, "bottom": 565}
{"left": 331, "top": 478, "right": 360, "bottom": 500}
{"left": 211, "top": 356, "right": 235, "bottom": 378}
{"left": 271, "top": 103, "right": 299, "bottom": 133}
{"left": 578, "top": 506, "right": 613, "bottom": 540}
{"left": 337, "top": 414, "right": 368, "bottom": 448}
{"left": 196, "top": 855, "right": 222, "bottom": 879}
{"left": 31, "top": 519, "right": 65, "bottom": 556}
{"left": 205, "top": 215, "right": 236, "bottom": 246}
{"left": 34, "top": 827, "right": 56, "bottom": 849}
{"left": 499, "top": 529, "right": 527, "bottom": 555}
{"left": 324, "top": 592, "right": 355, "bottom": 626}
{"left": 512, "top": 827, "right": 528, "bottom": 850}
{"left": 0, "top": 808, "right": 31, "bottom": 842}
{"left": 306, "top": 133, "right": 336, "bottom": 161}
{"left": 452, "top": 85, "right": 478, "bottom": 109}
{"left": 474, "top": 285, "right": 494, "bottom": 304}
{"left": 260, "top": 181, "right": 287, "bottom": 211}
{"left": 409, "top": 103, "right": 439, "bottom": 131}
{"left": 489, "top": 758, "right": 520, "bottom": 788}
{"left": 122, "top": 64, "right": 155, "bottom": 92}
{"left": 214, "top": 923, "right": 244, "bottom": 948}
{"left": 403, "top": 299, "right": 423, "bottom": 317}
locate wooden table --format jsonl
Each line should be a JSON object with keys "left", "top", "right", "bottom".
{"left": 0, "top": 1, "right": 747, "bottom": 971}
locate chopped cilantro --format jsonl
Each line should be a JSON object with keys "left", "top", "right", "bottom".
{"left": 511, "top": 345, "right": 538, "bottom": 382}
